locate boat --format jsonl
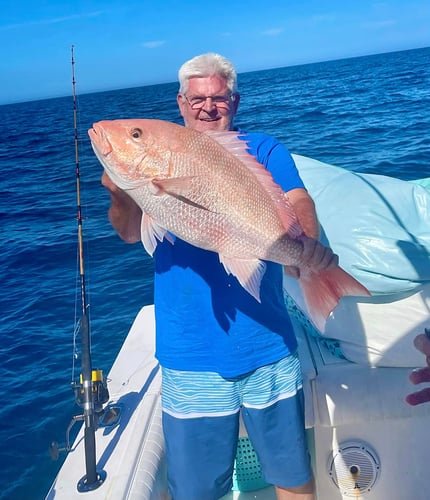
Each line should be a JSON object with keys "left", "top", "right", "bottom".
{"left": 46, "top": 154, "right": 430, "bottom": 500}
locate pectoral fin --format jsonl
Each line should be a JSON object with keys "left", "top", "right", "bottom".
{"left": 151, "top": 176, "right": 212, "bottom": 211}
{"left": 140, "top": 212, "right": 173, "bottom": 256}
{"left": 150, "top": 176, "right": 196, "bottom": 196}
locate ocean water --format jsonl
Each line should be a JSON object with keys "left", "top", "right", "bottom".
{"left": 0, "top": 47, "right": 429, "bottom": 500}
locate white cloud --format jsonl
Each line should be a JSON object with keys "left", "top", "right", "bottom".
{"left": 142, "top": 40, "right": 166, "bottom": 49}
{"left": 0, "top": 12, "right": 103, "bottom": 31}
{"left": 261, "top": 28, "right": 283, "bottom": 36}
{"left": 362, "top": 19, "right": 397, "bottom": 29}
{"left": 309, "top": 14, "right": 337, "bottom": 24}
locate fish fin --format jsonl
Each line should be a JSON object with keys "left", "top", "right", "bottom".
{"left": 299, "top": 266, "right": 371, "bottom": 332}
{"left": 140, "top": 212, "right": 173, "bottom": 255}
{"left": 151, "top": 177, "right": 195, "bottom": 196}
{"left": 151, "top": 176, "right": 213, "bottom": 211}
{"left": 205, "top": 131, "right": 302, "bottom": 237}
{"left": 219, "top": 255, "right": 266, "bottom": 302}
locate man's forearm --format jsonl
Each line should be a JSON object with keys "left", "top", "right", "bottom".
{"left": 108, "top": 191, "right": 142, "bottom": 243}
{"left": 286, "top": 188, "right": 319, "bottom": 239}
{"left": 102, "top": 172, "right": 142, "bottom": 243}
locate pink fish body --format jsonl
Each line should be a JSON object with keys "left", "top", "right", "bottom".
{"left": 89, "top": 119, "right": 370, "bottom": 330}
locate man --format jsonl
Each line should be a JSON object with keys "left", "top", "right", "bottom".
{"left": 102, "top": 53, "right": 337, "bottom": 500}
{"left": 406, "top": 331, "right": 430, "bottom": 406}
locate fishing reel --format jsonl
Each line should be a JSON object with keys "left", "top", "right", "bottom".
{"left": 72, "top": 368, "right": 110, "bottom": 415}
{"left": 49, "top": 369, "right": 121, "bottom": 461}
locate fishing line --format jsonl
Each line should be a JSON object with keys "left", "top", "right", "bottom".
{"left": 70, "top": 48, "right": 96, "bottom": 385}
{"left": 69, "top": 44, "right": 107, "bottom": 491}
{"left": 71, "top": 45, "right": 89, "bottom": 384}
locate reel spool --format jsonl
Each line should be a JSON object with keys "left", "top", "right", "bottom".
{"left": 72, "top": 368, "right": 109, "bottom": 414}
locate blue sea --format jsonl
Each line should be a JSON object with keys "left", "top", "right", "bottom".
{"left": 0, "top": 47, "right": 429, "bottom": 500}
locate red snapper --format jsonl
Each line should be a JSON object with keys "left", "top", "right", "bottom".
{"left": 88, "top": 119, "right": 370, "bottom": 330}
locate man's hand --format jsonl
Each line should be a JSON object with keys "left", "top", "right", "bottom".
{"left": 101, "top": 172, "right": 142, "bottom": 243}
{"left": 284, "top": 238, "right": 339, "bottom": 279}
{"left": 406, "top": 333, "right": 430, "bottom": 406}
{"left": 301, "top": 237, "right": 339, "bottom": 269}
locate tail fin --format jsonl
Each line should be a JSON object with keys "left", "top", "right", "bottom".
{"left": 299, "top": 266, "right": 371, "bottom": 332}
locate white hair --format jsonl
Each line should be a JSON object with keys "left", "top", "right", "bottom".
{"left": 178, "top": 53, "right": 238, "bottom": 94}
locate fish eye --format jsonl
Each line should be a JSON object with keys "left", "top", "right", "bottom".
{"left": 130, "top": 128, "right": 143, "bottom": 140}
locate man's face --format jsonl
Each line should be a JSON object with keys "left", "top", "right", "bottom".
{"left": 177, "top": 75, "right": 240, "bottom": 132}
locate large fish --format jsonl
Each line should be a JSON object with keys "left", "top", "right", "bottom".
{"left": 88, "top": 119, "right": 370, "bottom": 330}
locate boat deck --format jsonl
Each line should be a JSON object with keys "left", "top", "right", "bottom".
{"left": 46, "top": 304, "right": 430, "bottom": 500}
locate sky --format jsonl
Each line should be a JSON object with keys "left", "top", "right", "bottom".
{"left": 1, "top": 0, "right": 429, "bottom": 105}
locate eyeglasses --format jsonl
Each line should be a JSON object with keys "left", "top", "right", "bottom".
{"left": 183, "top": 93, "right": 236, "bottom": 110}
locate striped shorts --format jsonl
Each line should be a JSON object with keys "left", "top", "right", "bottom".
{"left": 161, "top": 353, "right": 312, "bottom": 500}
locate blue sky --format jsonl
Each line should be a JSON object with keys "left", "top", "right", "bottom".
{"left": 1, "top": 0, "right": 429, "bottom": 105}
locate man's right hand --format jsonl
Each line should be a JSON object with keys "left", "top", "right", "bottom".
{"left": 101, "top": 172, "right": 142, "bottom": 243}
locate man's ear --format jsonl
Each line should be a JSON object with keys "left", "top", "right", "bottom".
{"left": 177, "top": 94, "right": 186, "bottom": 116}
{"left": 232, "top": 93, "right": 241, "bottom": 114}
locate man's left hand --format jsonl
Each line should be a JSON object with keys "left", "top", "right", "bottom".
{"left": 284, "top": 238, "right": 339, "bottom": 279}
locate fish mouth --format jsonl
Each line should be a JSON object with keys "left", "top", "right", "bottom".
{"left": 88, "top": 123, "right": 113, "bottom": 157}
{"left": 88, "top": 124, "right": 119, "bottom": 185}
{"left": 88, "top": 122, "right": 140, "bottom": 192}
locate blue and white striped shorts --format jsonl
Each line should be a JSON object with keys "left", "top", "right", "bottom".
{"left": 161, "top": 353, "right": 303, "bottom": 417}
{"left": 161, "top": 353, "right": 312, "bottom": 500}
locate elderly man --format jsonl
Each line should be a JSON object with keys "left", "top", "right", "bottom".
{"left": 101, "top": 53, "right": 337, "bottom": 500}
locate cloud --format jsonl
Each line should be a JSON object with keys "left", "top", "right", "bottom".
{"left": 142, "top": 40, "right": 166, "bottom": 49}
{"left": 309, "top": 14, "right": 337, "bottom": 23}
{"left": 0, "top": 12, "right": 103, "bottom": 31}
{"left": 362, "top": 19, "right": 397, "bottom": 29}
{"left": 261, "top": 28, "right": 283, "bottom": 36}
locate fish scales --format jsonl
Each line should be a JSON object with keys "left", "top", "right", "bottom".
{"left": 165, "top": 132, "right": 288, "bottom": 258}
{"left": 114, "top": 121, "right": 292, "bottom": 260}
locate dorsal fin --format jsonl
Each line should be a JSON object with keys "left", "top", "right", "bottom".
{"left": 205, "top": 130, "right": 303, "bottom": 237}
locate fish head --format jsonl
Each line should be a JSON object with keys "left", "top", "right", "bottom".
{"left": 88, "top": 119, "right": 172, "bottom": 190}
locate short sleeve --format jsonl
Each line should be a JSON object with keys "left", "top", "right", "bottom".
{"left": 240, "top": 132, "right": 305, "bottom": 192}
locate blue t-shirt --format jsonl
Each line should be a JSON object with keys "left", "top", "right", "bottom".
{"left": 153, "top": 132, "right": 304, "bottom": 377}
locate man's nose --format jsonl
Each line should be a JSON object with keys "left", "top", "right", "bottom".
{"left": 201, "top": 97, "right": 216, "bottom": 111}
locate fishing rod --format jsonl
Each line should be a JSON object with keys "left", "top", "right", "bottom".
{"left": 49, "top": 45, "right": 112, "bottom": 491}
{"left": 70, "top": 44, "right": 108, "bottom": 492}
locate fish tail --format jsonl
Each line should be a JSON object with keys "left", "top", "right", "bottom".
{"left": 299, "top": 266, "right": 370, "bottom": 332}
